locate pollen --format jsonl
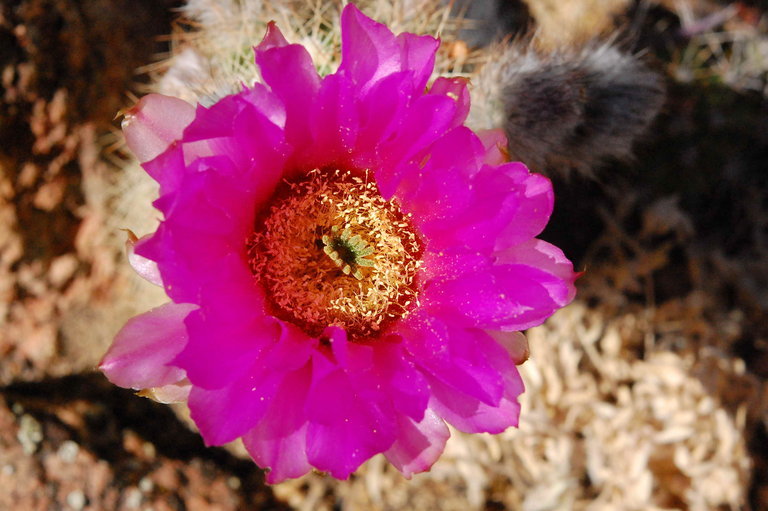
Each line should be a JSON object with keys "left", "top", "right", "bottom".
{"left": 247, "top": 169, "right": 423, "bottom": 339}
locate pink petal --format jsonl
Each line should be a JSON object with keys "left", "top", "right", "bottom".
{"left": 425, "top": 260, "right": 568, "bottom": 331}
{"left": 370, "top": 343, "right": 430, "bottom": 421}
{"left": 305, "top": 357, "right": 399, "bottom": 479}
{"left": 495, "top": 239, "right": 578, "bottom": 307}
{"left": 420, "top": 246, "right": 491, "bottom": 283}
{"left": 181, "top": 87, "right": 289, "bottom": 174}
{"left": 306, "top": 73, "right": 359, "bottom": 167}
{"left": 441, "top": 165, "right": 541, "bottom": 251}
{"left": 139, "top": 137, "right": 187, "bottom": 195}
{"left": 429, "top": 368, "right": 523, "bottom": 434}
{"left": 340, "top": 4, "right": 438, "bottom": 94}
{"left": 122, "top": 94, "right": 196, "bottom": 163}
{"left": 493, "top": 164, "right": 555, "bottom": 249}
{"left": 428, "top": 77, "right": 470, "bottom": 129}
{"left": 99, "top": 302, "right": 196, "bottom": 390}
{"left": 476, "top": 129, "right": 509, "bottom": 165}
{"left": 396, "top": 30, "right": 439, "bottom": 91}
{"left": 384, "top": 408, "right": 449, "bottom": 478}
{"left": 487, "top": 330, "right": 530, "bottom": 365}
{"left": 376, "top": 94, "right": 460, "bottom": 198}
{"left": 418, "top": 316, "right": 525, "bottom": 434}
{"left": 339, "top": 4, "right": 402, "bottom": 92}
{"left": 137, "top": 379, "right": 192, "bottom": 404}
{"left": 324, "top": 325, "right": 350, "bottom": 367}
{"left": 400, "top": 316, "right": 504, "bottom": 406}
{"left": 395, "top": 126, "right": 481, "bottom": 208}
{"left": 188, "top": 364, "right": 284, "bottom": 445}
{"left": 125, "top": 230, "right": 162, "bottom": 286}
{"left": 255, "top": 22, "right": 320, "bottom": 149}
{"left": 175, "top": 306, "right": 279, "bottom": 390}
{"left": 351, "top": 71, "right": 418, "bottom": 165}
{"left": 187, "top": 320, "right": 315, "bottom": 444}
{"left": 137, "top": 161, "right": 265, "bottom": 305}
{"left": 242, "top": 364, "right": 313, "bottom": 484}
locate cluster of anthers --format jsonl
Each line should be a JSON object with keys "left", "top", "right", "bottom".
{"left": 247, "top": 168, "right": 423, "bottom": 339}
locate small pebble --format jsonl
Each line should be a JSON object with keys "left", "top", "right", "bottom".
{"left": 227, "top": 476, "right": 241, "bottom": 490}
{"left": 123, "top": 488, "right": 142, "bottom": 509}
{"left": 17, "top": 414, "right": 43, "bottom": 455}
{"left": 66, "top": 489, "right": 86, "bottom": 511}
{"left": 142, "top": 442, "right": 156, "bottom": 459}
{"left": 138, "top": 476, "right": 153, "bottom": 493}
{"left": 48, "top": 254, "right": 79, "bottom": 287}
{"left": 58, "top": 440, "right": 80, "bottom": 463}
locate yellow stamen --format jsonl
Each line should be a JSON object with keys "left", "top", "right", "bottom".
{"left": 247, "top": 169, "right": 422, "bottom": 339}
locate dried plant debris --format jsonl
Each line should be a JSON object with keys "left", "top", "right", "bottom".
{"left": 0, "top": 0, "right": 176, "bottom": 385}
{"left": 670, "top": 1, "right": 768, "bottom": 96}
{"left": 521, "top": 0, "right": 632, "bottom": 48}
{"left": 0, "top": 380, "right": 291, "bottom": 511}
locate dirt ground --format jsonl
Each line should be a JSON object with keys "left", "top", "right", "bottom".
{"left": 0, "top": 0, "right": 766, "bottom": 509}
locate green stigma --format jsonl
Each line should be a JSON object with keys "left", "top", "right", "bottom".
{"left": 321, "top": 225, "right": 375, "bottom": 280}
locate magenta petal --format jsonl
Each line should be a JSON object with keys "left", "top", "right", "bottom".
{"left": 420, "top": 164, "right": 524, "bottom": 251}
{"left": 187, "top": 320, "right": 312, "bottom": 444}
{"left": 99, "top": 302, "right": 196, "bottom": 390}
{"left": 476, "top": 129, "right": 509, "bottom": 165}
{"left": 122, "top": 94, "right": 195, "bottom": 163}
{"left": 376, "top": 94, "right": 459, "bottom": 197}
{"left": 255, "top": 21, "right": 289, "bottom": 51}
{"left": 255, "top": 23, "right": 320, "bottom": 149}
{"left": 496, "top": 239, "right": 578, "bottom": 307}
{"left": 137, "top": 163, "right": 263, "bottom": 305}
{"left": 493, "top": 163, "right": 555, "bottom": 248}
{"left": 399, "top": 315, "right": 507, "bottom": 406}
{"left": 250, "top": 422, "right": 310, "bottom": 484}
{"left": 384, "top": 408, "right": 449, "bottom": 478}
{"left": 181, "top": 88, "right": 289, "bottom": 177}
{"left": 395, "top": 127, "right": 483, "bottom": 235}
{"left": 396, "top": 31, "right": 439, "bottom": 91}
{"left": 175, "top": 307, "right": 278, "bottom": 390}
{"left": 352, "top": 71, "right": 416, "bottom": 165}
{"left": 427, "top": 263, "right": 561, "bottom": 331}
{"left": 370, "top": 343, "right": 430, "bottom": 421}
{"left": 429, "top": 367, "right": 524, "bottom": 434}
{"left": 324, "top": 325, "right": 349, "bottom": 367}
{"left": 423, "top": 243, "right": 572, "bottom": 331}
{"left": 339, "top": 4, "right": 401, "bottom": 92}
{"left": 306, "top": 73, "right": 359, "bottom": 167}
{"left": 139, "top": 135, "right": 187, "bottom": 195}
{"left": 339, "top": 4, "right": 438, "bottom": 94}
{"left": 306, "top": 364, "right": 398, "bottom": 479}
{"left": 428, "top": 77, "right": 471, "bottom": 128}
{"left": 188, "top": 365, "right": 283, "bottom": 445}
{"left": 242, "top": 364, "right": 313, "bottom": 484}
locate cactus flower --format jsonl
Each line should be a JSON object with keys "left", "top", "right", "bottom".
{"left": 100, "top": 4, "right": 577, "bottom": 483}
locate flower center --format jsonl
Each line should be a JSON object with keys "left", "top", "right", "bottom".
{"left": 247, "top": 169, "right": 423, "bottom": 339}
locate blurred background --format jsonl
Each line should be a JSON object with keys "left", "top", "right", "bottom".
{"left": 0, "top": 0, "right": 766, "bottom": 509}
